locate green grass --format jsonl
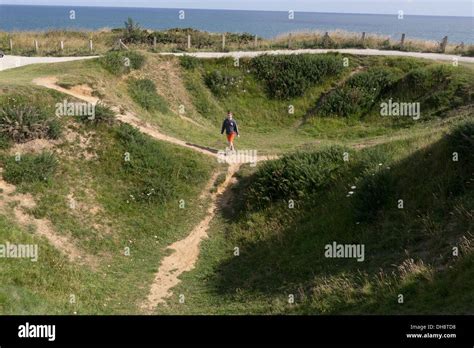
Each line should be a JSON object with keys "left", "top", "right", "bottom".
{"left": 127, "top": 78, "right": 169, "bottom": 114}
{"left": 157, "top": 122, "right": 474, "bottom": 314}
{"left": 0, "top": 51, "right": 472, "bottom": 315}
{"left": 0, "top": 83, "right": 217, "bottom": 314}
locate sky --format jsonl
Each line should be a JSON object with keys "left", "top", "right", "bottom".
{"left": 1, "top": 0, "right": 473, "bottom": 17}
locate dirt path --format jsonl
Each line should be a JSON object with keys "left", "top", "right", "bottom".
{"left": 34, "top": 76, "right": 219, "bottom": 158}
{"left": 34, "top": 76, "right": 263, "bottom": 310}
{"left": 140, "top": 163, "right": 241, "bottom": 312}
{"left": 0, "top": 168, "right": 98, "bottom": 267}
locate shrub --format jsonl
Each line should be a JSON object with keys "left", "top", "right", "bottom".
{"left": 122, "top": 18, "right": 150, "bottom": 44}
{"left": 447, "top": 121, "right": 474, "bottom": 160}
{"left": 251, "top": 54, "right": 343, "bottom": 99}
{"left": 2, "top": 152, "right": 57, "bottom": 185}
{"left": 180, "top": 55, "right": 200, "bottom": 70}
{"left": 244, "top": 146, "right": 348, "bottom": 209}
{"left": 100, "top": 50, "right": 145, "bottom": 75}
{"left": 204, "top": 70, "right": 243, "bottom": 97}
{"left": 0, "top": 95, "right": 61, "bottom": 143}
{"left": 352, "top": 168, "right": 395, "bottom": 222}
{"left": 0, "top": 134, "right": 11, "bottom": 149}
{"left": 79, "top": 102, "right": 115, "bottom": 126}
{"left": 127, "top": 78, "right": 169, "bottom": 113}
{"left": 317, "top": 67, "right": 399, "bottom": 118}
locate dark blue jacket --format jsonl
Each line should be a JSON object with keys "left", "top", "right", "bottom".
{"left": 221, "top": 118, "right": 239, "bottom": 135}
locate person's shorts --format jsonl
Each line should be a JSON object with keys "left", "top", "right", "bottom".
{"left": 226, "top": 132, "right": 236, "bottom": 142}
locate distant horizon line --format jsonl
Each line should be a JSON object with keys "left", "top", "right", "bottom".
{"left": 1, "top": 3, "right": 473, "bottom": 18}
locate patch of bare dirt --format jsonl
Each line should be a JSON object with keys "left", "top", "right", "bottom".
{"left": 0, "top": 168, "right": 98, "bottom": 268}
{"left": 9, "top": 138, "right": 60, "bottom": 155}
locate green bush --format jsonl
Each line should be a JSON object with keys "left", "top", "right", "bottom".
{"left": 204, "top": 70, "right": 243, "bottom": 97}
{"left": 122, "top": 18, "right": 150, "bottom": 44}
{"left": 79, "top": 102, "right": 115, "bottom": 125}
{"left": 352, "top": 168, "right": 395, "bottom": 222}
{"left": 383, "top": 65, "right": 473, "bottom": 115}
{"left": 317, "top": 67, "right": 399, "bottom": 118}
{"left": 127, "top": 78, "right": 169, "bottom": 113}
{"left": 251, "top": 54, "right": 343, "bottom": 99}
{"left": 447, "top": 121, "right": 474, "bottom": 160}
{"left": 0, "top": 95, "right": 61, "bottom": 143}
{"left": 2, "top": 152, "right": 57, "bottom": 185}
{"left": 180, "top": 55, "right": 200, "bottom": 70}
{"left": 0, "top": 134, "right": 11, "bottom": 149}
{"left": 244, "top": 146, "right": 348, "bottom": 209}
{"left": 100, "top": 50, "right": 145, "bottom": 75}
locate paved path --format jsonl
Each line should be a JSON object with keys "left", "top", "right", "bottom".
{"left": 0, "top": 55, "right": 99, "bottom": 71}
{"left": 1, "top": 49, "right": 472, "bottom": 73}
{"left": 161, "top": 48, "right": 474, "bottom": 63}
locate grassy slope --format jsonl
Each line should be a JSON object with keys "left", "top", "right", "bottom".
{"left": 0, "top": 52, "right": 472, "bottom": 314}
{"left": 0, "top": 76, "right": 218, "bottom": 314}
{"left": 158, "top": 125, "right": 473, "bottom": 314}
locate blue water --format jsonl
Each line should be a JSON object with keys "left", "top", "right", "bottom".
{"left": 1, "top": 5, "right": 473, "bottom": 43}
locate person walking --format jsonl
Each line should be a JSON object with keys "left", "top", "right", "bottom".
{"left": 221, "top": 111, "right": 239, "bottom": 152}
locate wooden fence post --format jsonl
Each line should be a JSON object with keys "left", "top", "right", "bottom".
{"left": 222, "top": 33, "right": 226, "bottom": 50}
{"left": 118, "top": 39, "right": 129, "bottom": 50}
{"left": 153, "top": 36, "right": 157, "bottom": 49}
{"left": 361, "top": 32, "right": 366, "bottom": 42}
{"left": 187, "top": 34, "right": 191, "bottom": 49}
{"left": 400, "top": 33, "right": 406, "bottom": 48}
{"left": 440, "top": 36, "right": 448, "bottom": 53}
{"left": 9, "top": 39, "right": 13, "bottom": 51}
{"left": 288, "top": 33, "right": 292, "bottom": 49}
{"left": 60, "top": 40, "right": 64, "bottom": 51}
{"left": 34, "top": 40, "right": 39, "bottom": 53}
{"left": 89, "top": 39, "right": 93, "bottom": 52}
{"left": 254, "top": 35, "right": 258, "bottom": 48}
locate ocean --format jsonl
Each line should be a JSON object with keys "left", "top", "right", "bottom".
{"left": 1, "top": 5, "right": 473, "bottom": 43}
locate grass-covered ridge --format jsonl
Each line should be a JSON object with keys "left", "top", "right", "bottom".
{"left": 0, "top": 81, "right": 218, "bottom": 314}
{"left": 159, "top": 121, "right": 473, "bottom": 314}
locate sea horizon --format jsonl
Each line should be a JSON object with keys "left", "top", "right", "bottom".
{"left": 1, "top": 4, "right": 473, "bottom": 43}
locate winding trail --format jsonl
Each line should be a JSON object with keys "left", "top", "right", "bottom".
{"left": 34, "top": 76, "right": 256, "bottom": 311}
{"left": 141, "top": 163, "right": 241, "bottom": 311}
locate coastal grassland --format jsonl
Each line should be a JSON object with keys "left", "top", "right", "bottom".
{"left": 0, "top": 51, "right": 472, "bottom": 315}
{"left": 157, "top": 121, "right": 474, "bottom": 314}
{"left": 1, "top": 28, "right": 472, "bottom": 57}
{"left": 0, "top": 83, "right": 218, "bottom": 314}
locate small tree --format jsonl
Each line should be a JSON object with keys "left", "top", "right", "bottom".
{"left": 123, "top": 18, "right": 144, "bottom": 44}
